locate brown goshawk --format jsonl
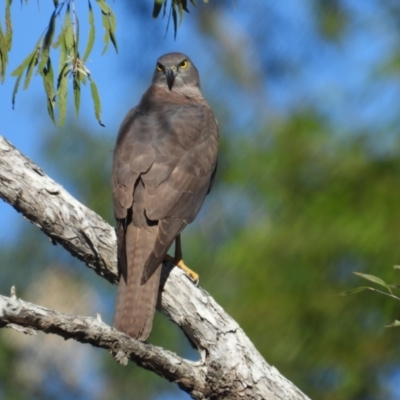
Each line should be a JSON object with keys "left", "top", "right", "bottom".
{"left": 112, "top": 52, "right": 219, "bottom": 340}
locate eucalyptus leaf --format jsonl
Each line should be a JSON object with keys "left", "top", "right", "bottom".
{"left": 11, "top": 72, "right": 22, "bottom": 109}
{"left": 181, "top": 0, "right": 189, "bottom": 13}
{"left": 88, "top": 75, "right": 104, "bottom": 126}
{"left": 74, "top": 9, "right": 80, "bottom": 50}
{"left": 40, "top": 57, "right": 56, "bottom": 124}
{"left": 11, "top": 43, "right": 39, "bottom": 77}
{"left": 52, "top": 26, "right": 65, "bottom": 50}
{"left": 0, "top": 24, "right": 6, "bottom": 82}
{"left": 153, "top": 0, "right": 163, "bottom": 18}
{"left": 38, "top": 9, "right": 57, "bottom": 73}
{"left": 353, "top": 272, "right": 392, "bottom": 294}
{"left": 64, "top": 5, "right": 75, "bottom": 55}
{"left": 57, "top": 63, "right": 71, "bottom": 126}
{"left": 109, "top": 28, "right": 118, "bottom": 53}
{"left": 177, "top": 1, "right": 184, "bottom": 26}
{"left": 96, "top": 0, "right": 118, "bottom": 53}
{"left": 23, "top": 47, "right": 39, "bottom": 90}
{"left": 171, "top": 2, "right": 178, "bottom": 38}
{"left": 11, "top": 43, "right": 40, "bottom": 106}
{"left": 83, "top": 1, "right": 95, "bottom": 62}
{"left": 101, "top": 12, "right": 110, "bottom": 55}
{"left": 386, "top": 320, "right": 400, "bottom": 328}
{"left": 5, "top": 0, "right": 12, "bottom": 51}
{"left": 73, "top": 73, "right": 81, "bottom": 117}
{"left": 337, "top": 287, "right": 372, "bottom": 296}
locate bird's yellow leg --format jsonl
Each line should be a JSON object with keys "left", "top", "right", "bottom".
{"left": 164, "top": 235, "right": 199, "bottom": 284}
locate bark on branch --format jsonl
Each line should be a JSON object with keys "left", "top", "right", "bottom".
{"left": 0, "top": 290, "right": 204, "bottom": 394}
{"left": 0, "top": 135, "right": 310, "bottom": 400}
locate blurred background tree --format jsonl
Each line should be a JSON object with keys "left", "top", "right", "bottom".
{"left": 1, "top": 1, "right": 400, "bottom": 399}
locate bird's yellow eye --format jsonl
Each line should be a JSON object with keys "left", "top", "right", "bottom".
{"left": 180, "top": 60, "right": 188, "bottom": 69}
{"left": 156, "top": 63, "right": 163, "bottom": 72}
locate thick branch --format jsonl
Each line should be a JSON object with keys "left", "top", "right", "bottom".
{"left": 0, "top": 135, "right": 310, "bottom": 400}
{"left": 0, "top": 136, "right": 118, "bottom": 283}
{"left": 0, "top": 292, "right": 205, "bottom": 393}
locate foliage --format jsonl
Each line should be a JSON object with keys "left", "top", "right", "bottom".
{"left": 0, "top": 0, "right": 12, "bottom": 83}
{"left": 339, "top": 269, "right": 400, "bottom": 328}
{"left": 0, "top": 0, "right": 209, "bottom": 126}
{"left": 152, "top": 0, "right": 199, "bottom": 38}
{"left": 8, "top": 0, "right": 118, "bottom": 126}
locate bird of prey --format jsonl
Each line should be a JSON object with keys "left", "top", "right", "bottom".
{"left": 112, "top": 52, "right": 219, "bottom": 340}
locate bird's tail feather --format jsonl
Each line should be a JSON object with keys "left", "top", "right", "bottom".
{"left": 113, "top": 223, "right": 161, "bottom": 340}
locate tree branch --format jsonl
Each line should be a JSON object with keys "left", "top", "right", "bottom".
{"left": 0, "top": 291, "right": 205, "bottom": 392}
{"left": 0, "top": 135, "right": 310, "bottom": 400}
{"left": 0, "top": 135, "right": 118, "bottom": 283}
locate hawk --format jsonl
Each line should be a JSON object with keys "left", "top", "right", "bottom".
{"left": 112, "top": 52, "right": 219, "bottom": 340}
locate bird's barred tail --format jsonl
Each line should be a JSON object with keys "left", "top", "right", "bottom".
{"left": 114, "top": 224, "right": 161, "bottom": 340}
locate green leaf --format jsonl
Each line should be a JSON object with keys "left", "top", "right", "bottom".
{"left": 40, "top": 57, "right": 56, "bottom": 124}
{"left": 152, "top": 0, "right": 163, "bottom": 18}
{"left": 55, "top": 33, "right": 69, "bottom": 125}
{"left": 386, "top": 320, "right": 400, "bottom": 328}
{"left": 11, "top": 41, "right": 40, "bottom": 105}
{"left": 0, "top": 23, "right": 6, "bottom": 82}
{"left": 52, "top": 26, "right": 65, "bottom": 50}
{"left": 64, "top": 4, "right": 75, "bottom": 55}
{"left": 176, "top": 1, "right": 184, "bottom": 26}
{"left": 23, "top": 47, "right": 39, "bottom": 90}
{"left": 11, "top": 72, "right": 22, "bottom": 109}
{"left": 57, "top": 29, "right": 67, "bottom": 76}
{"left": 106, "top": 5, "right": 117, "bottom": 33}
{"left": 11, "top": 43, "right": 39, "bottom": 77}
{"left": 79, "top": 68, "right": 87, "bottom": 85}
{"left": 38, "top": 10, "right": 57, "bottom": 73}
{"left": 5, "top": 0, "right": 12, "bottom": 52}
{"left": 108, "top": 27, "right": 118, "bottom": 53}
{"left": 337, "top": 287, "right": 373, "bottom": 296}
{"left": 101, "top": 12, "right": 110, "bottom": 55}
{"left": 180, "top": 0, "right": 189, "bottom": 13}
{"left": 57, "top": 63, "right": 71, "bottom": 127}
{"left": 74, "top": 9, "right": 80, "bottom": 51}
{"left": 83, "top": 1, "right": 95, "bottom": 62}
{"left": 171, "top": 2, "right": 178, "bottom": 38}
{"left": 353, "top": 272, "right": 392, "bottom": 294}
{"left": 88, "top": 75, "right": 104, "bottom": 126}
{"left": 96, "top": 0, "right": 118, "bottom": 53}
{"left": 95, "top": 0, "right": 113, "bottom": 18}
{"left": 73, "top": 72, "right": 81, "bottom": 117}
{"left": 46, "top": 95, "right": 56, "bottom": 124}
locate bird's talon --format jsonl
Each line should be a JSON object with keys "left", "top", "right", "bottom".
{"left": 164, "top": 255, "right": 200, "bottom": 285}
{"left": 176, "top": 259, "right": 199, "bottom": 285}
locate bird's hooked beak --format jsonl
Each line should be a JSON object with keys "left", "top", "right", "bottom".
{"left": 165, "top": 66, "right": 177, "bottom": 91}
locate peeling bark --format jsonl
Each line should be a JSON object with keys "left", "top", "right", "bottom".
{"left": 0, "top": 135, "right": 310, "bottom": 400}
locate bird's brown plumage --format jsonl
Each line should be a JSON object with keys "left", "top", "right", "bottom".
{"left": 112, "top": 52, "right": 218, "bottom": 340}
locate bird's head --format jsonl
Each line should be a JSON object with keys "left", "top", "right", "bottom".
{"left": 152, "top": 52, "right": 200, "bottom": 91}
